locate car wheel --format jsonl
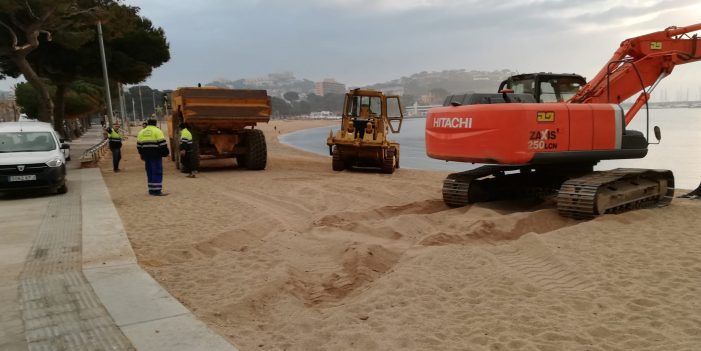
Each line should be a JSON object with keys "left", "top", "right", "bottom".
{"left": 57, "top": 182, "right": 68, "bottom": 194}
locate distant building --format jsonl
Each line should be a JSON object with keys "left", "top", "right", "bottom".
{"left": 314, "top": 79, "right": 346, "bottom": 96}
{"left": 404, "top": 102, "right": 442, "bottom": 118}
{"left": 418, "top": 92, "right": 443, "bottom": 105}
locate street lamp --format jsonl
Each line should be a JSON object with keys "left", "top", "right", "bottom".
{"left": 131, "top": 96, "right": 137, "bottom": 123}
{"left": 152, "top": 91, "right": 157, "bottom": 118}
{"left": 138, "top": 85, "right": 144, "bottom": 120}
{"left": 97, "top": 20, "right": 114, "bottom": 126}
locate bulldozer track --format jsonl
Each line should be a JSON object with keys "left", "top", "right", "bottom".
{"left": 331, "top": 146, "right": 344, "bottom": 171}
{"left": 380, "top": 148, "right": 397, "bottom": 174}
{"left": 557, "top": 168, "right": 674, "bottom": 219}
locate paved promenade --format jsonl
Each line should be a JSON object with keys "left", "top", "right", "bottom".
{"left": 0, "top": 126, "right": 237, "bottom": 351}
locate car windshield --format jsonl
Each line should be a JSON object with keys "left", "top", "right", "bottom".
{"left": 0, "top": 131, "right": 57, "bottom": 153}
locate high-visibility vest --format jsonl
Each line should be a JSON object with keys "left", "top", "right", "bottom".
{"left": 137, "top": 126, "right": 168, "bottom": 158}
{"left": 108, "top": 129, "right": 122, "bottom": 148}
{"left": 180, "top": 128, "right": 193, "bottom": 151}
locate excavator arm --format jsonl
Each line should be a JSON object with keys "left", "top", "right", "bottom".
{"left": 571, "top": 23, "right": 701, "bottom": 125}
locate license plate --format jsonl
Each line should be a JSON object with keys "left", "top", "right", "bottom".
{"left": 9, "top": 175, "right": 37, "bottom": 182}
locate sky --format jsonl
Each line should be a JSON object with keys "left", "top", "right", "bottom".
{"left": 2, "top": 0, "right": 701, "bottom": 99}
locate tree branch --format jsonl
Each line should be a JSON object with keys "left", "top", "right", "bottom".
{"left": 24, "top": 1, "right": 39, "bottom": 21}
{"left": 15, "top": 23, "right": 41, "bottom": 55}
{"left": 10, "top": 12, "right": 26, "bottom": 32}
{"left": 39, "top": 30, "right": 52, "bottom": 42}
{"left": 0, "top": 19, "right": 19, "bottom": 49}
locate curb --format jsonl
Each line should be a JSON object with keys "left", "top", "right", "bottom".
{"left": 79, "top": 168, "right": 238, "bottom": 351}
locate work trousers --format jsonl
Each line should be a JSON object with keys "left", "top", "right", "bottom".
{"left": 111, "top": 147, "right": 121, "bottom": 171}
{"left": 181, "top": 151, "right": 194, "bottom": 173}
{"left": 144, "top": 157, "right": 163, "bottom": 195}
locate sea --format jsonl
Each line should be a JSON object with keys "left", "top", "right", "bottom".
{"left": 280, "top": 108, "right": 701, "bottom": 190}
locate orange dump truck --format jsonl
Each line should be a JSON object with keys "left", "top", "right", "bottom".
{"left": 168, "top": 87, "right": 271, "bottom": 170}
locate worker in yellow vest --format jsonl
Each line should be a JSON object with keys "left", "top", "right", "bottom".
{"left": 106, "top": 125, "right": 123, "bottom": 172}
{"left": 179, "top": 123, "right": 196, "bottom": 178}
{"left": 136, "top": 119, "right": 169, "bottom": 196}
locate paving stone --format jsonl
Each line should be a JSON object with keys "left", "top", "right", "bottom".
{"left": 17, "top": 172, "right": 134, "bottom": 351}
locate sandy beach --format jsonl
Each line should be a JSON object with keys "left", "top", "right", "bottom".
{"left": 100, "top": 120, "right": 701, "bottom": 351}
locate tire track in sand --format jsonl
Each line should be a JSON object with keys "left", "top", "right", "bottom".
{"left": 488, "top": 233, "right": 593, "bottom": 291}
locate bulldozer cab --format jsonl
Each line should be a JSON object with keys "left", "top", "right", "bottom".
{"left": 499, "top": 73, "right": 586, "bottom": 103}
{"left": 342, "top": 89, "right": 403, "bottom": 134}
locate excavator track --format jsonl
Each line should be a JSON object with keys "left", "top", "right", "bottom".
{"left": 557, "top": 168, "right": 674, "bottom": 219}
{"left": 442, "top": 166, "right": 517, "bottom": 207}
{"left": 442, "top": 165, "right": 569, "bottom": 207}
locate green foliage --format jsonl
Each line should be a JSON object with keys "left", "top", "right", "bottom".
{"left": 124, "top": 85, "right": 166, "bottom": 119}
{"left": 429, "top": 88, "right": 449, "bottom": 100}
{"left": 0, "top": 0, "right": 169, "bottom": 124}
{"left": 283, "top": 91, "right": 299, "bottom": 102}
{"left": 106, "top": 13, "right": 170, "bottom": 84}
{"left": 271, "top": 96, "right": 292, "bottom": 116}
{"left": 14, "top": 82, "right": 41, "bottom": 118}
{"left": 15, "top": 80, "right": 104, "bottom": 118}
{"left": 21, "top": 3, "right": 169, "bottom": 87}
{"left": 64, "top": 90, "right": 97, "bottom": 116}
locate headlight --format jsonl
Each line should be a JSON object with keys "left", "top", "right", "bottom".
{"left": 46, "top": 158, "right": 64, "bottom": 167}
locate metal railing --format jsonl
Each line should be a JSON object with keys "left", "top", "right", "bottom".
{"left": 79, "top": 137, "right": 109, "bottom": 166}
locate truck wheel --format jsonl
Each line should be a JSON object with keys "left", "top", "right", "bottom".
{"left": 242, "top": 129, "right": 266, "bottom": 170}
{"left": 332, "top": 146, "right": 344, "bottom": 171}
{"left": 381, "top": 148, "right": 396, "bottom": 174}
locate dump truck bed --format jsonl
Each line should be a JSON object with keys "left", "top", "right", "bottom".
{"left": 172, "top": 88, "right": 271, "bottom": 129}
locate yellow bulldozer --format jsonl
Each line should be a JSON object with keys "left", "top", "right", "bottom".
{"left": 326, "top": 89, "right": 403, "bottom": 174}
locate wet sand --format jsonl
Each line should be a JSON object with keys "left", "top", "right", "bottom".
{"left": 100, "top": 119, "right": 701, "bottom": 351}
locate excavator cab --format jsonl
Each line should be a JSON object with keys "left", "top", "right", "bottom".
{"left": 499, "top": 73, "right": 586, "bottom": 103}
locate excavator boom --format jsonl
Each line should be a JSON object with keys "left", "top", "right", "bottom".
{"left": 571, "top": 23, "right": 701, "bottom": 124}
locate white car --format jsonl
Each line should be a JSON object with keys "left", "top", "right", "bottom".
{"left": 0, "top": 121, "right": 70, "bottom": 194}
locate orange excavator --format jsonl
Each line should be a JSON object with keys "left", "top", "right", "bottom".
{"left": 425, "top": 23, "right": 701, "bottom": 218}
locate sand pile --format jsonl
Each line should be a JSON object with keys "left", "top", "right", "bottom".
{"left": 101, "top": 120, "right": 701, "bottom": 351}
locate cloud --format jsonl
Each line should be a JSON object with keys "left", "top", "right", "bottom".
{"left": 5, "top": 0, "right": 698, "bottom": 93}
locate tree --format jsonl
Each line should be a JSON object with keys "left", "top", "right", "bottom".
{"left": 18, "top": 2, "right": 169, "bottom": 132}
{"left": 283, "top": 91, "right": 299, "bottom": 102}
{"left": 401, "top": 94, "right": 417, "bottom": 106}
{"left": 14, "top": 82, "right": 40, "bottom": 118}
{"left": 271, "top": 96, "right": 292, "bottom": 117}
{"left": 429, "top": 88, "right": 449, "bottom": 100}
{"left": 0, "top": 0, "right": 106, "bottom": 123}
{"left": 15, "top": 80, "right": 103, "bottom": 120}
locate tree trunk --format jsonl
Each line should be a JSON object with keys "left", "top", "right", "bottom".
{"left": 54, "top": 83, "right": 66, "bottom": 137}
{"left": 11, "top": 53, "right": 53, "bottom": 123}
